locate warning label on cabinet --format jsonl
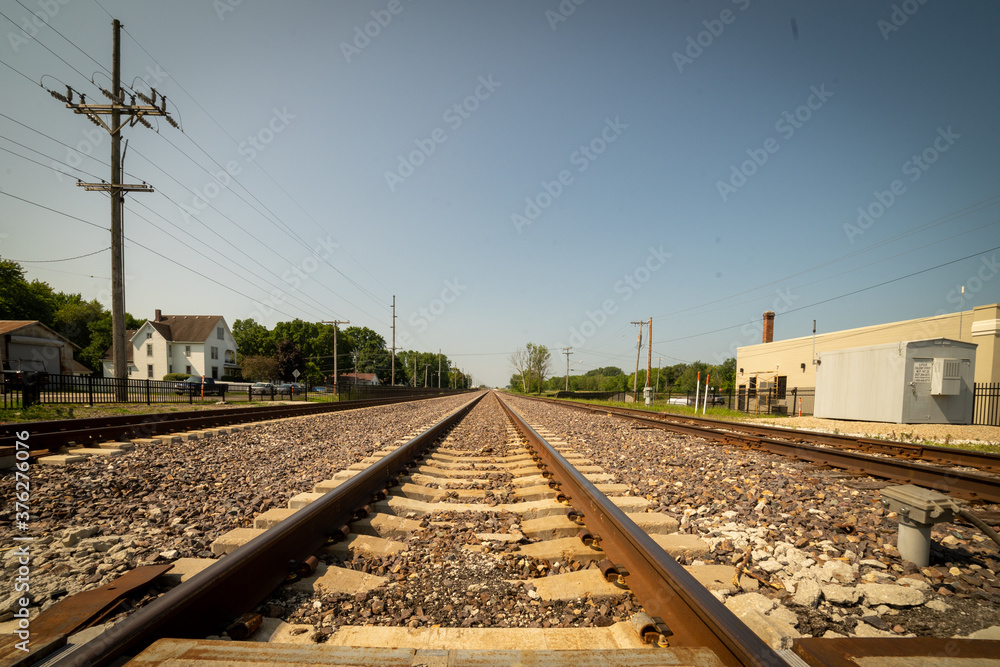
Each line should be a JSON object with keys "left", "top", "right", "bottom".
{"left": 913, "top": 361, "right": 932, "bottom": 383}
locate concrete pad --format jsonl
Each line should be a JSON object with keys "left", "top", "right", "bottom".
{"left": 288, "top": 492, "right": 325, "bottom": 509}
{"left": 211, "top": 527, "right": 266, "bottom": 555}
{"left": 249, "top": 617, "right": 314, "bottom": 644}
{"left": 325, "top": 620, "right": 648, "bottom": 650}
{"left": 254, "top": 507, "right": 299, "bottom": 529}
{"left": 519, "top": 537, "right": 606, "bottom": 564}
{"left": 373, "top": 496, "right": 565, "bottom": 519}
{"left": 511, "top": 474, "right": 549, "bottom": 488}
{"left": 585, "top": 473, "right": 618, "bottom": 483}
{"left": 352, "top": 513, "right": 422, "bottom": 540}
{"left": 627, "top": 512, "right": 680, "bottom": 535}
{"left": 37, "top": 454, "right": 86, "bottom": 465}
{"left": 314, "top": 471, "right": 358, "bottom": 492}
{"left": 321, "top": 534, "right": 405, "bottom": 558}
{"left": 529, "top": 568, "right": 626, "bottom": 601}
{"left": 68, "top": 447, "right": 125, "bottom": 457}
{"left": 287, "top": 562, "right": 388, "bottom": 596}
{"left": 514, "top": 484, "right": 557, "bottom": 502}
{"left": 126, "top": 639, "right": 723, "bottom": 665}
{"left": 609, "top": 497, "right": 650, "bottom": 513}
{"left": 159, "top": 557, "right": 215, "bottom": 586}
{"left": 521, "top": 514, "right": 582, "bottom": 540}
{"left": 685, "top": 564, "right": 737, "bottom": 593}
{"left": 176, "top": 432, "right": 200, "bottom": 441}
{"left": 396, "top": 483, "right": 445, "bottom": 502}
{"left": 652, "top": 534, "right": 711, "bottom": 560}
{"left": 596, "top": 483, "right": 632, "bottom": 495}
{"left": 474, "top": 532, "right": 524, "bottom": 543}
{"left": 130, "top": 437, "right": 162, "bottom": 446}
{"left": 98, "top": 441, "right": 134, "bottom": 450}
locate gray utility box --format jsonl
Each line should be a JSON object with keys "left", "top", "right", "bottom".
{"left": 814, "top": 338, "right": 976, "bottom": 424}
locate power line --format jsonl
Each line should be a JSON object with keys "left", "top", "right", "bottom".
{"left": 10, "top": 247, "right": 109, "bottom": 262}
{"left": 0, "top": 190, "right": 108, "bottom": 231}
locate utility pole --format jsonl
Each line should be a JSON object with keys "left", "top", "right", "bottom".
{"left": 424, "top": 364, "right": 430, "bottom": 387}
{"left": 655, "top": 357, "right": 663, "bottom": 403}
{"left": 321, "top": 320, "right": 349, "bottom": 394}
{"left": 438, "top": 349, "right": 442, "bottom": 389}
{"left": 390, "top": 295, "right": 396, "bottom": 386}
{"left": 630, "top": 321, "right": 644, "bottom": 397}
{"left": 562, "top": 347, "right": 573, "bottom": 392}
{"left": 645, "top": 318, "right": 652, "bottom": 389}
{"left": 50, "top": 19, "right": 178, "bottom": 392}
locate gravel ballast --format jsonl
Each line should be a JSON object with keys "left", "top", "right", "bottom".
{"left": 504, "top": 394, "right": 1000, "bottom": 643}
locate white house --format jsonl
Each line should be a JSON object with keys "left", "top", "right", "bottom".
{"left": 103, "top": 310, "right": 239, "bottom": 380}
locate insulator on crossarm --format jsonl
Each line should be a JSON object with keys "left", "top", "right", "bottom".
{"left": 150, "top": 88, "right": 157, "bottom": 105}
{"left": 138, "top": 117, "right": 152, "bottom": 129}
{"left": 160, "top": 96, "right": 166, "bottom": 113}
{"left": 166, "top": 116, "right": 179, "bottom": 129}
{"left": 131, "top": 94, "right": 136, "bottom": 106}
{"left": 66, "top": 86, "right": 73, "bottom": 103}
{"left": 101, "top": 87, "right": 115, "bottom": 101}
{"left": 49, "top": 89, "right": 68, "bottom": 102}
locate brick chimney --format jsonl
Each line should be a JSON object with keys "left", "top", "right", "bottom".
{"left": 155, "top": 309, "right": 162, "bottom": 322}
{"left": 762, "top": 311, "right": 775, "bottom": 343}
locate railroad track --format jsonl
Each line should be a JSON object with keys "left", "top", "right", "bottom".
{"left": 526, "top": 396, "right": 1000, "bottom": 504}
{"left": 0, "top": 392, "right": 468, "bottom": 460}
{"left": 5, "top": 391, "right": 999, "bottom": 666}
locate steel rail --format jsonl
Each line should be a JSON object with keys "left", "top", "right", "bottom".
{"left": 1, "top": 392, "right": 470, "bottom": 456}
{"left": 496, "top": 394, "right": 785, "bottom": 667}
{"left": 51, "top": 393, "right": 485, "bottom": 667}
{"left": 524, "top": 396, "right": 1000, "bottom": 503}
{"left": 538, "top": 396, "right": 1000, "bottom": 473}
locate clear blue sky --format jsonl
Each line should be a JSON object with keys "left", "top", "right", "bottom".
{"left": 2, "top": 1, "right": 998, "bottom": 387}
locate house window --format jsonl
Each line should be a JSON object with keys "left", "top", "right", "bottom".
{"left": 776, "top": 376, "right": 787, "bottom": 400}
{"left": 186, "top": 365, "right": 191, "bottom": 374}
{"left": 211, "top": 347, "right": 218, "bottom": 360}
{"left": 146, "top": 344, "right": 153, "bottom": 357}
{"left": 217, "top": 326, "right": 224, "bottom": 340}
{"left": 211, "top": 366, "right": 218, "bottom": 379}
{"left": 147, "top": 364, "right": 153, "bottom": 378}
{"left": 185, "top": 345, "right": 191, "bottom": 356}
{"left": 146, "top": 332, "right": 152, "bottom": 339}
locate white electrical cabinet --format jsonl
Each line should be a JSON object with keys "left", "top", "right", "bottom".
{"left": 814, "top": 338, "right": 976, "bottom": 424}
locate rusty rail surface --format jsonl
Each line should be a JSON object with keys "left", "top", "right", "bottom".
{"left": 0, "top": 392, "right": 473, "bottom": 457}
{"left": 49, "top": 393, "right": 485, "bottom": 667}
{"left": 496, "top": 394, "right": 784, "bottom": 667}
{"left": 522, "top": 396, "right": 1000, "bottom": 503}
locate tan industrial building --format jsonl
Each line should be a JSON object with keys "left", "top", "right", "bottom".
{"left": 736, "top": 303, "right": 1000, "bottom": 415}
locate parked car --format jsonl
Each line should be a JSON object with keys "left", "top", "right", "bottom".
{"left": 174, "top": 376, "right": 228, "bottom": 395}
{"left": 275, "top": 383, "right": 293, "bottom": 395}
{"left": 251, "top": 382, "right": 274, "bottom": 395}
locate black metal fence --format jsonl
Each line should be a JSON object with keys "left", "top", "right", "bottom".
{"left": 974, "top": 383, "right": 1000, "bottom": 426}
{"left": 2, "top": 373, "right": 229, "bottom": 407}
{"left": 334, "top": 383, "right": 468, "bottom": 401}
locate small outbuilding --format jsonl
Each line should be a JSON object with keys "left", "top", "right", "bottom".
{"left": 0, "top": 320, "right": 81, "bottom": 375}
{"left": 814, "top": 338, "right": 976, "bottom": 424}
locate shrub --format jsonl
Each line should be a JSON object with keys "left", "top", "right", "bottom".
{"left": 163, "top": 373, "right": 191, "bottom": 382}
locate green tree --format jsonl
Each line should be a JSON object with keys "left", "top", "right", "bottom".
{"left": 78, "top": 310, "right": 143, "bottom": 371}
{"left": 274, "top": 339, "right": 304, "bottom": 382}
{"left": 0, "top": 258, "right": 57, "bottom": 324}
{"left": 52, "top": 294, "right": 105, "bottom": 350}
{"left": 526, "top": 343, "right": 550, "bottom": 394}
{"left": 241, "top": 355, "right": 280, "bottom": 382}
{"left": 232, "top": 318, "right": 274, "bottom": 360}
{"left": 344, "top": 326, "right": 390, "bottom": 379}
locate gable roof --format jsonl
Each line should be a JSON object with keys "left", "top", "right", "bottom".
{"left": 147, "top": 315, "right": 224, "bottom": 343}
{"left": 103, "top": 329, "right": 138, "bottom": 361}
{"left": 0, "top": 320, "right": 81, "bottom": 349}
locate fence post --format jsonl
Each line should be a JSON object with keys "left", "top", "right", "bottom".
{"left": 145, "top": 379, "right": 151, "bottom": 405}
{"left": 88, "top": 374, "right": 94, "bottom": 405}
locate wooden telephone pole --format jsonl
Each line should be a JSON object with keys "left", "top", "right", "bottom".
{"left": 50, "top": 19, "right": 178, "bottom": 389}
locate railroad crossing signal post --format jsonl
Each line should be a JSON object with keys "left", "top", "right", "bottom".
{"left": 50, "top": 18, "right": 179, "bottom": 389}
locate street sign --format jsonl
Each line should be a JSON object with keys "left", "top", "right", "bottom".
{"left": 292, "top": 369, "right": 300, "bottom": 378}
